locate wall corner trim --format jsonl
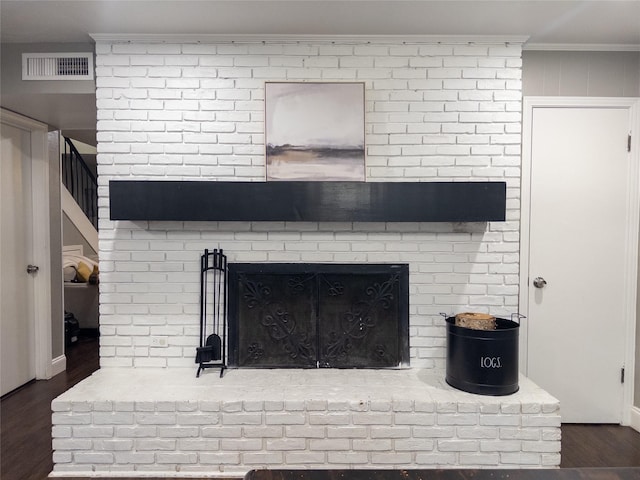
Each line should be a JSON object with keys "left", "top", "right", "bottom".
{"left": 630, "top": 406, "right": 640, "bottom": 432}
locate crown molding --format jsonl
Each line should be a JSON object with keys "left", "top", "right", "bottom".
{"left": 523, "top": 43, "right": 640, "bottom": 52}
{"left": 90, "top": 33, "right": 529, "bottom": 45}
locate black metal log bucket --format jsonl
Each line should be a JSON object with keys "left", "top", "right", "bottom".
{"left": 444, "top": 314, "right": 520, "bottom": 396}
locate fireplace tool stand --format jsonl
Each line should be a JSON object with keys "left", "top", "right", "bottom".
{"left": 195, "top": 248, "right": 227, "bottom": 378}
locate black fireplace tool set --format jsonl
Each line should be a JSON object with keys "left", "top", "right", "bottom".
{"left": 195, "top": 248, "right": 227, "bottom": 377}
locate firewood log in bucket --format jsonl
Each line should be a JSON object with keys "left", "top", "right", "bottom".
{"left": 454, "top": 312, "right": 496, "bottom": 330}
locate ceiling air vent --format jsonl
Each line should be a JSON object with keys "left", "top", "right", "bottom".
{"left": 22, "top": 53, "right": 94, "bottom": 80}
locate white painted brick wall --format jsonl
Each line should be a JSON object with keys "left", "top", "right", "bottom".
{"left": 95, "top": 39, "right": 522, "bottom": 368}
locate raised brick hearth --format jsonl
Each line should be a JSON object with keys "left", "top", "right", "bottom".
{"left": 51, "top": 369, "right": 560, "bottom": 476}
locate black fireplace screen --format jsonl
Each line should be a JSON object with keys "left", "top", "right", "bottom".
{"left": 228, "top": 263, "right": 409, "bottom": 368}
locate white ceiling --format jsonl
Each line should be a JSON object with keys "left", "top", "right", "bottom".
{"left": 1, "top": 0, "right": 639, "bottom": 142}
{"left": 1, "top": 0, "right": 640, "bottom": 46}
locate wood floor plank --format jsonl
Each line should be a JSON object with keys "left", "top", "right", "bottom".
{"left": 561, "top": 424, "right": 640, "bottom": 468}
{"left": 1, "top": 336, "right": 99, "bottom": 480}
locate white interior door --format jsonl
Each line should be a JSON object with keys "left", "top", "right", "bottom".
{"left": 525, "top": 104, "right": 635, "bottom": 423}
{"left": 1, "top": 122, "right": 36, "bottom": 396}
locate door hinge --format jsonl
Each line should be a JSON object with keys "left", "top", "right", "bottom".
{"left": 621, "top": 367, "right": 625, "bottom": 383}
{"left": 628, "top": 134, "right": 632, "bottom": 152}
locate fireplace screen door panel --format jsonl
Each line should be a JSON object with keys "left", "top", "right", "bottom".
{"left": 234, "top": 272, "right": 318, "bottom": 368}
{"left": 318, "top": 273, "right": 403, "bottom": 368}
{"left": 228, "top": 264, "right": 409, "bottom": 369}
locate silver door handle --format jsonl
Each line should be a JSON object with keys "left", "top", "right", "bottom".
{"left": 533, "top": 276, "right": 547, "bottom": 288}
{"left": 26, "top": 264, "right": 39, "bottom": 274}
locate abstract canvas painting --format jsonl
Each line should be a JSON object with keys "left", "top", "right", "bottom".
{"left": 265, "top": 82, "right": 365, "bottom": 181}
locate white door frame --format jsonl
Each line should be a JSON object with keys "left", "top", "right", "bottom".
{"left": 1, "top": 108, "right": 53, "bottom": 380}
{"left": 520, "top": 97, "right": 639, "bottom": 425}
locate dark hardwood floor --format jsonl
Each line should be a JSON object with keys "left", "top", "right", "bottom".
{"left": 1, "top": 336, "right": 639, "bottom": 480}
{"left": 561, "top": 424, "right": 640, "bottom": 468}
{"left": 1, "top": 335, "right": 99, "bottom": 480}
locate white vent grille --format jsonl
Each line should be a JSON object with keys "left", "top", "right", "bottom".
{"left": 22, "top": 53, "right": 94, "bottom": 80}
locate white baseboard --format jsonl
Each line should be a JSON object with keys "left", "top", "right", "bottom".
{"left": 631, "top": 406, "right": 640, "bottom": 433}
{"left": 51, "top": 355, "right": 66, "bottom": 377}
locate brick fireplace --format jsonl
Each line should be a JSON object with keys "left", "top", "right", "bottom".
{"left": 50, "top": 37, "right": 561, "bottom": 476}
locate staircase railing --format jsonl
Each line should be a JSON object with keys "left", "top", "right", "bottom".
{"left": 62, "top": 137, "right": 98, "bottom": 230}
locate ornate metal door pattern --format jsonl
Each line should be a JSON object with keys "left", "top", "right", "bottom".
{"left": 228, "top": 264, "right": 409, "bottom": 368}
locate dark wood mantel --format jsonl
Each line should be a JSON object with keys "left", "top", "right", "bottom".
{"left": 109, "top": 180, "right": 506, "bottom": 223}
